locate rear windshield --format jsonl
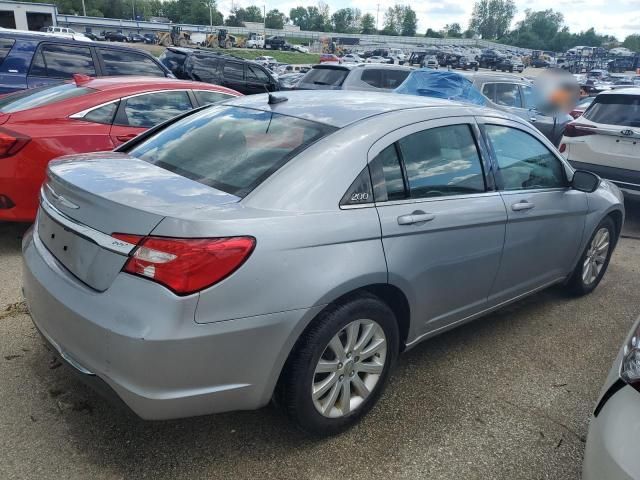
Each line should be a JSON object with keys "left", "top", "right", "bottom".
{"left": 583, "top": 94, "right": 640, "bottom": 127}
{"left": 0, "top": 82, "right": 95, "bottom": 113}
{"left": 299, "top": 67, "right": 349, "bottom": 88}
{"left": 127, "top": 106, "right": 337, "bottom": 197}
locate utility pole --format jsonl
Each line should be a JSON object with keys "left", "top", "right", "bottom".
{"left": 132, "top": 0, "right": 135, "bottom": 20}
{"left": 263, "top": 5, "right": 266, "bottom": 32}
{"left": 81, "top": 0, "right": 86, "bottom": 16}
{"left": 376, "top": 4, "right": 379, "bottom": 31}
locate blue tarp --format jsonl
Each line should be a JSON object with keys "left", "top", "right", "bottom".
{"left": 394, "top": 69, "right": 486, "bottom": 106}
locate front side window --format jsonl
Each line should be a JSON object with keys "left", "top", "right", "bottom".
{"left": 127, "top": 106, "right": 336, "bottom": 197}
{"left": 99, "top": 49, "right": 164, "bottom": 77}
{"left": 484, "top": 125, "right": 567, "bottom": 190}
{"left": 398, "top": 124, "right": 486, "bottom": 199}
{"left": 247, "top": 65, "right": 269, "bottom": 83}
{"left": 120, "top": 91, "right": 192, "bottom": 128}
{"left": 31, "top": 44, "right": 96, "bottom": 78}
{"left": 493, "top": 83, "right": 522, "bottom": 108}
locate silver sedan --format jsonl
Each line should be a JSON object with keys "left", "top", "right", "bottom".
{"left": 22, "top": 91, "right": 624, "bottom": 436}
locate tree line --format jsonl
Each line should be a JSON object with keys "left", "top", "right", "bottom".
{"left": 22, "top": 0, "right": 639, "bottom": 52}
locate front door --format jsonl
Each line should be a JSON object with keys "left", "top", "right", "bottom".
{"left": 371, "top": 118, "right": 507, "bottom": 338}
{"left": 479, "top": 119, "right": 587, "bottom": 304}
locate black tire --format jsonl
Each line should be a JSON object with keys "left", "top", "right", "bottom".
{"left": 566, "top": 217, "right": 616, "bottom": 296}
{"left": 276, "top": 293, "right": 399, "bottom": 436}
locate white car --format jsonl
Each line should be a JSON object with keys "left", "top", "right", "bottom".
{"left": 45, "top": 26, "right": 92, "bottom": 42}
{"left": 254, "top": 55, "right": 276, "bottom": 66}
{"left": 292, "top": 45, "right": 309, "bottom": 53}
{"left": 560, "top": 88, "right": 640, "bottom": 198}
{"left": 366, "top": 56, "right": 390, "bottom": 64}
{"left": 583, "top": 315, "right": 640, "bottom": 479}
{"left": 341, "top": 54, "right": 362, "bottom": 63}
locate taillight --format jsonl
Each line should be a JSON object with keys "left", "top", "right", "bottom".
{"left": 564, "top": 123, "right": 595, "bottom": 138}
{"left": 112, "top": 234, "right": 255, "bottom": 295}
{"left": 559, "top": 143, "right": 566, "bottom": 153}
{"left": 0, "top": 127, "right": 30, "bottom": 158}
{"left": 569, "top": 110, "right": 582, "bottom": 119}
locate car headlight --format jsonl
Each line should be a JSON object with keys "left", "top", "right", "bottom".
{"left": 621, "top": 317, "right": 640, "bottom": 390}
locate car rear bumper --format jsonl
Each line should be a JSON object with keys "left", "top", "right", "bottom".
{"left": 0, "top": 157, "right": 41, "bottom": 222}
{"left": 22, "top": 226, "right": 319, "bottom": 420}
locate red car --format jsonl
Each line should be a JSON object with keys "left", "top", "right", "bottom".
{"left": 0, "top": 76, "right": 239, "bottom": 222}
{"left": 319, "top": 54, "right": 341, "bottom": 64}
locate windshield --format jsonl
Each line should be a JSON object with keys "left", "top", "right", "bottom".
{"left": 583, "top": 94, "right": 640, "bottom": 127}
{"left": 298, "top": 68, "right": 349, "bottom": 89}
{"left": 128, "top": 106, "right": 337, "bottom": 197}
{"left": 0, "top": 83, "right": 95, "bottom": 113}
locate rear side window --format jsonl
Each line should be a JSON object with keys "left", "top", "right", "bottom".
{"left": 83, "top": 101, "right": 118, "bottom": 124}
{"left": 99, "top": 49, "right": 164, "bottom": 77}
{"left": 127, "top": 106, "right": 336, "bottom": 197}
{"left": 300, "top": 67, "right": 349, "bottom": 87}
{"left": 30, "top": 44, "right": 96, "bottom": 78}
{"left": 223, "top": 62, "right": 244, "bottom": 79}
{"left": 371, "top": 144, "right": 407, "bottom": 202}
{"left": 193, "top": 90, "right": 233, "bottom": 105}
{"left": 583, "top": 94, "right": 640, "bottom": 127}
{"left": 361, "top": 69, "right": 383, "bottom": 88}
{"left": 189, "top": 55, "right": 220, "bottom": 83}
{"left": 119, "top": 91, "right": 192, "bottom": 128}
{"left": 383, "top": 69, "right": 409, "bottom": 89}
{"left": 0, "top": 38, "right": 15, "bottom": 67}
{"left": 0, "top": 38, "right": 36, "bottom": 74}
{"left": 0, "top": 83, "right": 95, "bottom": 113}
{"left": 398, "top": 124, "right": 485, "bottom": 198}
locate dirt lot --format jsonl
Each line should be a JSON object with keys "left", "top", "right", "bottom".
{"left": 1, "top": 202, "right": 640, "bottom": 479}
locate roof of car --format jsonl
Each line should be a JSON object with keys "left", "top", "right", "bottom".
{"left": 459, "top": 71, "right": 531, "bottom": 83}
{"left": 599, "top": 87, "right": 640, "bottom": 96}
{"left": 222, "top": 90, "right": 471, "bottom": 127}
{"left": 78, "top": 76, "right": 239, "bottom": 96}
{"left": 0, "top": 29, "right": 142, "bottom": 52}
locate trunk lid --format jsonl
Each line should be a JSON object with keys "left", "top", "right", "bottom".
{"left": 38, "top": 152, "right": 240, "bottom": 291}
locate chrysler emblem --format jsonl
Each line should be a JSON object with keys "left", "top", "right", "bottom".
{"left": 621, "top": 129, "right": 634, "bottom": 136}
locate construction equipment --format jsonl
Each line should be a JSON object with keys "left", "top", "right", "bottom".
{"left": 158, "top": 26, "right": 191, "bottom": 48}
{"left": 216, "top": 29, "right": 236, "bottom": 49}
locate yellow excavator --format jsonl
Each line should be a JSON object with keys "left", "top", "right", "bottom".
{"left": 158, "top": 26, "right": 191, "bottom": 47}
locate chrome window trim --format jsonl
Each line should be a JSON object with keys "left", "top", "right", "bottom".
{"left": 40, "top": 189, "right": 137, "bottom": 256}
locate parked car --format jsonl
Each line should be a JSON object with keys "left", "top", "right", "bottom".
{"left": 423, "top": 55, "right": 439, "bottom": 69}
{"left": 278, "top": 72, "right": 305, "bottom": 90}
{"left": 83, "top": 32, "right": 104, "bottom": 41}
{"left": 104, "top": 31, "right": 129, "bottom": 42}
{"left": 341, "top": 53, "right": 362, "bottom": 63}
{"left": 583, "top": 314, "right": 640, "bottom": 479}
{"left": 511, "top": 57, "right": 525, "bottom": 73}
{"left": 128, "top": 33, "right": 145, "bottom": 43}
{"left": 320, "top": 54, "right": 341, "bottom": 64}
{"left": 265, "top": 36, "right": 289, "bottom": 50}
{"left": 569, "top": 96, "right": 595, "bottom": 118}
{"left": 450, "top": 55, "right": 478, "bottom": 71}
{"left": 296, "top": 64, "right": 412, "bottom": 92}
{"left": 45, "top": 26, "right": 91, "bottom": 42}
{"left": 492, "top": 57, "right": 514, "bottom": 73}
{"left": 559, "top": 88, "right": 640, "bottom": 198}
{"left": 159, "top": 48, "right": 278, "bottom": 95}
{"left": 22, "top": 90, "right": 623, "bottom": 436}
{"left": 463, "top": 71, "right": 573, "bottom": 145}
{"left": 366, "top": 56, "right": 392, "bottom": 64}
{"left": 0, "top": 76, "right": 239, "bottom": 222}
{"left": 0, "top": 31, "right": 173, "bottom": 94}
{"left": 143, "top": 33, "right": 158, "bottom": 44}
{"left": 292, "top": 45, "right": 309, "bottom": 53}
{"left": 245, "top": 35, "right": 265, "bottom": 49}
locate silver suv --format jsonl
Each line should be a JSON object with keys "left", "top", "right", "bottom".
{"left": 296, "top": 63, "right": 413, "bottom": 92}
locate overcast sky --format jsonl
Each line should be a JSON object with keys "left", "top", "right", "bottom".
{"left": 218, "top": 0, "right": 639, "bottom": 40}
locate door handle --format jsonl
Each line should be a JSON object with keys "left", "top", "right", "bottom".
{"left": 116, "top": 134, "right": 138, "bottom": 142}
{"left": 397, "top": 211, "right": 436, "bottom": 225}
{"left": 511, "top": 201, "right": 535, "bottom": 211}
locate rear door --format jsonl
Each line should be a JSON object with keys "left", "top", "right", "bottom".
{"left": 110, "top": 90, "right": 194, "bottom": 146}
{"left": 220, "top": 61, "right": 246, "bottom": 93}
{"left": 27, "top": 43, "right": 97, "bottom": 88}
{"left": 479, "top": 118, "right": 587, "bottom": 304}
{"left": 372, "top": 117, "right": 507, "bottom": 337}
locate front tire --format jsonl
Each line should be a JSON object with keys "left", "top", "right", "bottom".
{"left": 567, "top": 217, "right": 616, "bottom": 296}
{"left": 277, "top": 294, "right": 399, "bottom": 436}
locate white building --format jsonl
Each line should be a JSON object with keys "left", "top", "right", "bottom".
{"left": 0, "top": 0, "right": 57, "bottom": 31}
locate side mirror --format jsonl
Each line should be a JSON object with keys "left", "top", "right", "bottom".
{"left": 571, "top": 170, "right": 600, "bottom": 193}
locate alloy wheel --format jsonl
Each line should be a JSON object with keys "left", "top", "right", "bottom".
{"left": 583, "top": 227, "right": 610, "bottom": 285}
{"left": 311, "top": 319, "right": 387, "bottom": 418}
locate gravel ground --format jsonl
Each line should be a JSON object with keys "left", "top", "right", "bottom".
{"left": 1, "top": 201, "right": 640, "bottom": 480}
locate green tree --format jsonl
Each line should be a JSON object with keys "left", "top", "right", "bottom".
{"left": 425, "top": 28, "right": 443, "bottom": 38}
{"left": 469, "top": 0, "right": 516, "bottom": 39}
{"left": 265, "top": 9, "right": 286, "bottom": 29}
{"left": 444, "top": 23, "right": 462, "bottom": 38}
{"left": 360, "top": 13, "right": 376, "bottom": 34}
{"left": 332, "top": 8, "right": 361, "bottom": 33}
{"left": 623, "top": 34, "right": 640, "bottom": 52}
{"left": 244, "top": 6, "right": 264, "bottom": 22}
{"left": 401, "top": 6, "right": 417, "bottom": 36}
{"left": 382, "top": 5, "right": 415, "bottom": 36}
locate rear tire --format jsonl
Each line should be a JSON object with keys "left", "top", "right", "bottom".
{"left": 276, "top": 294, "right": 399, "bottom": 436}
{"left": 566, "top": 217, "right": 616, "bottom": 296}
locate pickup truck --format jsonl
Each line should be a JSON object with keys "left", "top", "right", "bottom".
{"left": 265, "top": 36, "right": 290, "bottom": 50}
{"left": 246, "top": 35, "right": 265, "bottom": 49}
